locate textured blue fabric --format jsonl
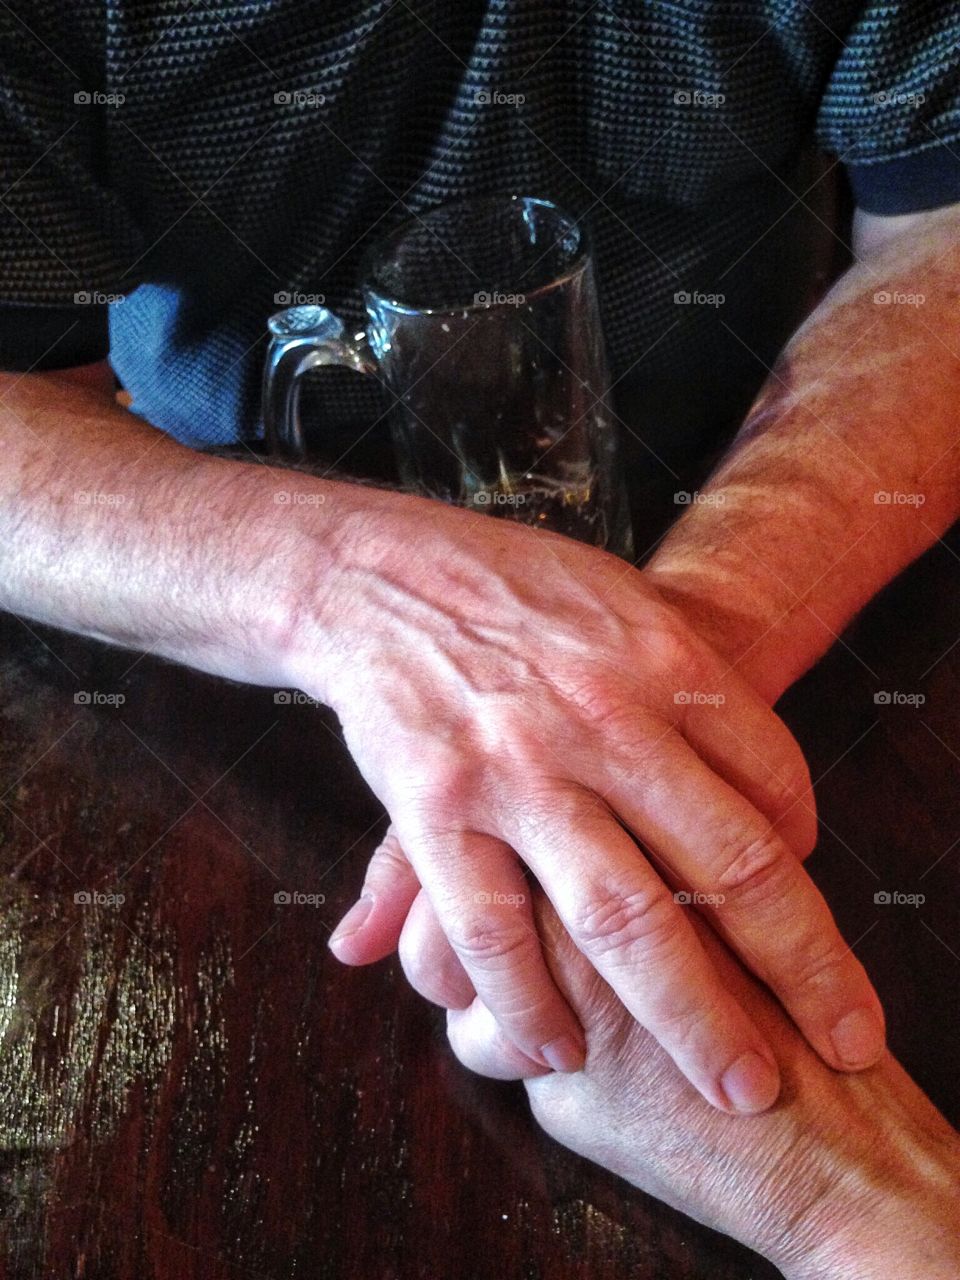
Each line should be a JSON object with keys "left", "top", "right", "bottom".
{"left": 1, "top": 2, "right": 958, "bottom": 463}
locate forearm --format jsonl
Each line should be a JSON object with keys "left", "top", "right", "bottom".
{"left": 0, "top": 368, "right": 368, "bottom": 695}
{"left": 646, "top": 205, "right": 960, "bottom": 704}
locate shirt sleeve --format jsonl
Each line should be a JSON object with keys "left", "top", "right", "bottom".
{"left": 0, "top": 3, "right": 142, "bottom": 371}
{"left": 816, "top": 2, "right": 960, "bottom": 215}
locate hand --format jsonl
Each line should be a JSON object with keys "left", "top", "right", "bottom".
{"left": 438, "top": 891, "right": 960, "bottom": 1279}
{"left": 300, "top": 492, "right": 884, "bottom": 1111}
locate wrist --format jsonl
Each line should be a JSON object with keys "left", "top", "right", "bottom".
{"left": 644, "top": 555, "right": 822, "bottom": 706}
{"left": 783, "top": 1204, "right": 960, "bottom": 1280}
{"left": 716, "top": 1048, "right": 960, "bottom": 1280}
{"left": 242, "top": 467, "right": 380, "bottom": 702}
{"left": 774, "top": 1135, "right": 960, "bottom": 1280}
{"left": 274, "top": 476, "right": 433, "bottom": 706}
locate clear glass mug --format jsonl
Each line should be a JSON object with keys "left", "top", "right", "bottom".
{"left": 262, "top": 195, "right": 634, "bottom": 557}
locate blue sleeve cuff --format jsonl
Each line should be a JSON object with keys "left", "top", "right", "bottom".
{"left": 0, "top": 302, "right": 109, "bottom": 372}
{"left": 846, "top": 141, "right": 960, "bottom": 215}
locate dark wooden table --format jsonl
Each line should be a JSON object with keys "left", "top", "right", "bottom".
{"left": 1, "top": 524, "right": 958, "bottom": 1280}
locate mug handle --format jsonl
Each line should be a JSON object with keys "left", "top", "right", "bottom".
{"left": 262, "top": 305, "right": 377, "bottom": 459}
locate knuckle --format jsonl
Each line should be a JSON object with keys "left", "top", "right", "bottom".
{"left": 403, "top": 754, "right": 483, "bottom": 818}
{"left": 767, "top": 754, "right": 815, "bottom": 821}
{"left": 367, "top": 831, "right": 411, "bottom": 880}
{"left": 429, "top": 758, "right": 480, "bottom": 810}
{"left": 715, "top": 830, "right": 791, "bottom": 903}
{"left": 646, "top": 608, "right": 709, "bottom": 685}
{"left": 503, "top": 783, "right": 618, "bottom": 852}
{"left": 558, "top": 675, "right": 632, "bottom": 735}
{"left": 764, "top": 765, "right": 808, "bottom": 819}
{"left": 793, "top": 806, "right": 819, "bottom": 862}
{"left": 550, "top": 673, "right": 672, "bottom": 771}
{"left": 572, "top": 883, "right": 682, "bottom": 961}
{"left": 784, "top": 777, "right": 818, "bottom": 856}
{"left": 784, "top": 935, "right": 853, "bottom": 997}
{"left": 447, "top": 914, "right": 532, "bottom": 969}
{"left": 505, "top": 780, "right": 579, "bottom": 834}
{"left": 648, "top": 996, "right": 713, "bottom": 1055}
{"left": 748, "top": 749, "right": 817, "bottom": 861}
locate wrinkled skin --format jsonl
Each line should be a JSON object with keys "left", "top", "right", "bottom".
{"left": 438, "top": 892, "right": 960, "bottom": 1280}
{"left": 318, "top": 506, "right": 883, "bottom": 1112}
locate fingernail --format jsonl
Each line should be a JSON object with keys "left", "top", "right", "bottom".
{"left": 721, "top": 1052, "right": 780, "bottom": 1113}
{"left": 541, "top": 1034, "right": 586, "bottom": 1073}
{"left": 830, "top": 1007, "right": 886, "bottom": 1069}
{"left": 329, "top": 895, "right": 374, "bottom": 948}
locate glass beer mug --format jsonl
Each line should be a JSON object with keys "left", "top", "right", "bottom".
{"left": 263, "top": 195, "right": 634, "bottom": 557}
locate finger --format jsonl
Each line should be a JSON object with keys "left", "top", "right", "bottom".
{"left": 501, "top": 794, "right": 782, "bottom": 1113}
{"left": 396, "top": 824, "right": 587, "bottom": 1073}
{"left": 677, "top": 678, "right": 818, "bottom": 860}
{"left": 596, "top": 735, "right": 886, "bottom": 1073}
{"left": 399, "top": 888, "right": 475, "bottom": 1009}
{"left": 446, "top": 998, "right": 550, "bottom": 1081}
{"left": 329, "top": 825, "right": 420, "bottom": 965}
{"left": 526, "top": 887, "right": 804, "bottom": 1070}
